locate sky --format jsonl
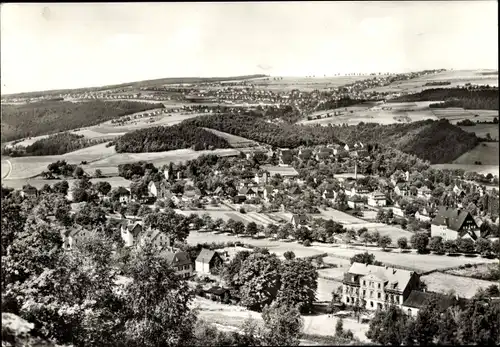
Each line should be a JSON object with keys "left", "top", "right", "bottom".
{"left": 1, "top": 1, "right": 498, "bottom": 94}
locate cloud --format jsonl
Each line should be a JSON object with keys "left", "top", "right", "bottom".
{"left": 257, "top": 64, "right": 272, "bottom": 71}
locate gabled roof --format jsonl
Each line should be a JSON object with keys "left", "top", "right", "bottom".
{"left": 348, "top": 262, "right": 415, "bottom": 292}
{"left": 239, "top": 187, "right": 249, "bottom": 195}
{"left": 126, "top": 221, "right": 143, "bottom": 235}
{"left": 291, "top": 214, "right": 307, "bottom": 224}
{"left": 213, "top": 186, "right": 223, "bottom": 194}
{"left": 160, "top": 250, "right": 192, "bottom": 267}
{"left": 288, "top": 186, "right": 302, "bottom": 195}
{"left": 371, "top": 191, "right": 386, "bottom": 199}
{"left": 402, "top": 290, "right": 460, "bottom": 310}
{"left": 116, "top": 187, "right": 130, "bottom": 195}
{"left": 431, "top": 206, "right": 476, "bottom": 231}
{"left": 195, "top": 248, "right": 220, "bottom": 263}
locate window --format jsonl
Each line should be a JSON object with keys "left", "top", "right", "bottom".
{"left": 363, "top": 290, "right": 366, "bottom": 296}
{"left": 370, "top": 291, "right": 373, "bottom": 298}
{"left": 408, "top": 309, "right": 412, "bottom": 315}
{"left": 363, "top": 280, "right": 366, "bottom": 286}
{"left": 378, "top": 293, "right": 381, "bottom": 299}
{"left": 370, "top": 301, "right": 374, "bottom": 307}
{"left": 346, "top": 297, "right": 350, "bottom": 303}
{"left": 378, "top": 283, "right": 381, "bottom": 289}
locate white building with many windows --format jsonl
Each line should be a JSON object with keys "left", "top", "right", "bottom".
{"left": 342, "top": 262, "right": 421, "bottom": 311}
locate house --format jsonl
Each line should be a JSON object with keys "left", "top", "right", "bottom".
{"left": 417, "top": 186, "right": 432, "bottom": 200}
{"left": 239, "top": 186, "right": 257, "bottom": 199}
{"left": 368, "top": 191, "right": 387, "bottom": 207}
{"left": 159, "top": 249, "right": 193, "bottom": 278}
{"left": 291, "top": 214, "right": 307, "bottom": 229}
{"left": 350, "top": 186, "right": 370, "bottom": 197}
{"left": 278, "top": 149, "right": 293, "bottom": 166}
{"left": 316, "top": 150, "right": 331, "bottom": 162}
{"left": 453, "top": 184, "right": 466, "bottom": 197}
{"left": 63, "top": 227, "right": 92, "bottom": 250}
{"left": 394, "top": 183, "right": 410, "bottom": 197}
{"left": 117, "top": 187, "right": 131, "bottom": 204}
{"left": 402, "top": 290, "right": 465, "bottom": 317}
{"left": 204, "top": 286, "right": 231, "bottom": 303}
{"left": 139, "top": 229, "right": 173, "bottom": 249}
{"left": 263, "top": 185, "right": 277, "bottom": 202}
{"left": 392, "top": 201, "right": 405, "bottom": 217}
{"left": 431, "top": 207, "right": 480, "bottom": 241}
{"left": 341, "top": 262, "right": 421, "bottom": 311}
{"left": 121, "top": 220, "right": 143, "bottom": 247}
{"left": 21, "top": 185, "right": 38, "bottom": 199}
{"left": 348, "top": 195, "right": 364, "bottom": 209}
{"left": 253, "top": 172, "right": 270, "bottom": 185}
{"left": 195, "top": 249, "right": 224, "bottom": 274}
{"left": 288, "top": 186, "right": 302, "bottom": 199}
{"left": 415, "top": 208, "right": 432, "bottom": 222}
{"left": 148, "top": 181, "right": 161, "bottom": 198}
{"left": 298, "top": 148, "right": 313, "bottom": 161}
{"left": 233, "top": 195, "right": 246, "bottom": 204}
{"left": 322, "top": 188, "right": 337, "bottom": 201}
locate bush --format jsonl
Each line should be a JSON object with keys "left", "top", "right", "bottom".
{"left": 303, "top": 240, "right": 311, "bottom": 247}
{"left": 239, "top": 207, "right": 246, "bottom": 214}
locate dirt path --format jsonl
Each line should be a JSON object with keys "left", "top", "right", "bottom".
{"left": 2, "top": 159, "right": 13, "bottom": 179}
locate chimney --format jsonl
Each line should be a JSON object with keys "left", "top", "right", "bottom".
{"left": 444, "top": 217, "right": 449, "bottom": 226}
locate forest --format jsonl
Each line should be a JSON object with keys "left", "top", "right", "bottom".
{"left": 1, "top": 133, "right": 107, "bottom": 157}
{"left": 186, "top": 112, "right": 479, "bottom": 163}
{"left": 1, "top": 100, "right": 163, "bottom": 142}
{"left": 114, "top": 123, "right": 231, "bottom": 153}
{"left": 389, "top": 87, "right": 499, "bottom": 110}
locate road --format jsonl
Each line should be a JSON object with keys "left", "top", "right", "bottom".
{"left": 1, "top": 159, "right": 13, "bottom": 179}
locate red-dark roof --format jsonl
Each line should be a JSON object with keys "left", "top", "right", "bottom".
{"left": 432, "top": 206, "right": 476, "bottom": 231}
{"left": 403, "top": 290, "right": 462, "bottom": 310}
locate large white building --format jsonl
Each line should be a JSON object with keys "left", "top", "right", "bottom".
{"left": 342, "top": 262, "right": 421, "bottom": 311}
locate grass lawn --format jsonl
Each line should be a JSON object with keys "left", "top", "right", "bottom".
{"left": 421, "top": 272, "right": 498, "bottom": 298}
{"left": 459, "top": 123, "right": 499, "bottom": 140}
{"left": 312, "top": 244, "right": 499, "bottom": 272}
{"left": 430, "top": 163, "right": 499, "bottom": 176}
{"left": 452, "top": 142, "right": 499, "bottom": 165}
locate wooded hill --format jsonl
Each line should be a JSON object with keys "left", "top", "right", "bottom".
{"left": 185, "top": 112, "right": 479, "bottom": 163}
{"left": 389, "top": 87, "right": 499, "bottom": 110}
{"left": 1, "top": 100, "right": 163, "bottom": 142}
{"left": 1, "top": 133, "right": 107, "bottom": 157}
{"left": 114, "top": 123, "right": 231, "bottom": 153}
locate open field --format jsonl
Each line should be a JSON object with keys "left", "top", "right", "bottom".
{"left": 314, "top": 208, "right": 414, "bottom": 243}
{"left": 300, "top": 101, "right": 440, "bottom": 126}
{"left": 86, "top": 148, "right": 241, "bottom": 170}
{"left": 314, "top": 244, "right": 499, "bottom": 273}
{"left": 1, "top": 176, "right": 132, "bottom": 190}
{"left": 187, "top": 230, "right": 324, "bottom": 259}
{"left": 452, "top": 142, "right": 499, "bottom": 165}
{"left": 1, "top": 142, "right": 117, "bottom": 180}
{"left": 365, "top": 70, "right": 498, "bottom": 94}
{"left": 458, "top": 123, "right": 499, "bottom": 140}
{"left": 421, "top": 272, "right": 497, "bottom": 298}
{"left": 430, "top": 163, "right": 499, "bottom": 176}
{"left": 444, "top": 263, "right": 498, "bottom": 279}
{"left": 432, "top": 109, "right": 498, "bottom": 123}
{"left": 261, "top": 165, "right": 299, "bottom": 177}
{"left": 246, "top": 75, "right": 376, "bottom": 92}
{"left": 193, "top": 296, "right": 370, "bottom": 342}
{"left": 203, "top": 128, "right": 259, "bottom": 148}
{"left": 177, "top": 210, "right": 277, "bottom": 226}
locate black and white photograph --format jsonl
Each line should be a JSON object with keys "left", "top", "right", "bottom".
{"left": 1, "top": 1, "right": 499, "bottom": 346}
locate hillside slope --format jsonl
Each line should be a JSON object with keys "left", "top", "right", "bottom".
{"left": 1, "top": 100, "right": 163, "bottom": 142}
{"left": 185, "top": 113, "right": 479, "bottom": 164}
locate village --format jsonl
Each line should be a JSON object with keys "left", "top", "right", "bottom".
{"left": 17, "top": 140, "right": 500, "bottom": 322}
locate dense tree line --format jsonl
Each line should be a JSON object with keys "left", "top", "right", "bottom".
{"left": 187, "top": 113, "right": 478, "bottom": 163}
{"left": 1, "top": 133, "right": 107, "bottom": 157}
{"left": 390, "top": 87, "right": 499, "bottom": 110}
{"left": 114, "top": 123, "right": 231, "bottom": 153}
{"left": 367, "top": 289, "right": 500, "bottom": 345}
{"left": 314, "top": 97, "right": 366, "bottom": 112}
{"left": 1, "top": 100, "right": 163, "bottom": 142}
{"left": 1, "top": 192, "right": 307, "bottom": 347}
{"left": 222, "top": 248, "right": 318, "bottom": 313}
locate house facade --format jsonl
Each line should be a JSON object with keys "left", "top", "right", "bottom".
{"left": 430, "top": 206, "right": 480, "bottom": 241}
{"left": 368, "top": 191, "right": 387, "bottom": 207}
{"left": 195, "top": 249, "right": 224, "bottom": 274}
{"left": 342, "top": 262, "right": 420, "bottom": 311}
{"left": 120, "top": 220, "right": 143, "bottom": 248}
